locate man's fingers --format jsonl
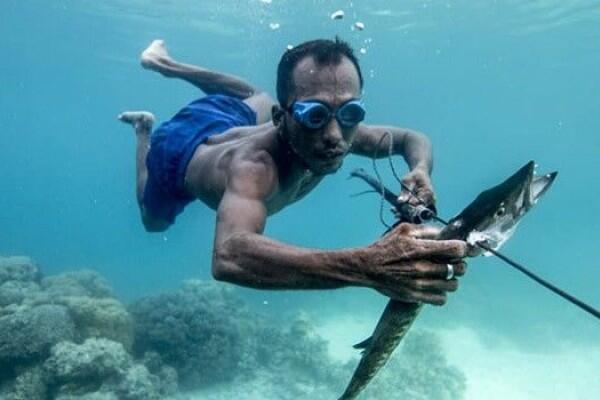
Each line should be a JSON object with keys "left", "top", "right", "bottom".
{"left": 406, "top": 224, "right": 441, "bottom": 240}
{"left": 384, "top": 261, "right": 466, "bottom": 279}
{"left": 386, "top": 225, "right": 467, "bottom": 259}
{"left": 411, "top": 278, "right": 459, "bottom": 293}
{"left": 410, "top": 291, "right": 447, "bottom": 306}
{"left": 411, "top": 187, "right": 434, "bottom": 207}
{"left": 398, "top": 177, "right": 415, "bottom": 203}
{"left": 412, "top": 261, "right": 466, "bottom": 278}
{"left": 397, "top": 170, "right": 435, "bottom": 207}
{"left": 407, "top": 238, "right": 468, "bottom": 260}
{"left": 375, "top": 274, "right": 461, "bottom": 304}
{"left": 398, "top": 187, "right": 413, "bottom": 203}
{"left": 454, "top": 261, "right": 467, "bottom": 277}
{"left": 377, "top": 287, "right": 447, "bottom": 305}
{"left": 390, "top": 223, "right": 440, "bottom": 239}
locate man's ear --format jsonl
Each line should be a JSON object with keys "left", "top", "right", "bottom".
{"left": 272, "top": 105, "right": 284, "bottom": 126}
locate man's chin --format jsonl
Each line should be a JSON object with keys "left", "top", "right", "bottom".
{"left": 310, "top": 158, "right": 344, "bottom": 175}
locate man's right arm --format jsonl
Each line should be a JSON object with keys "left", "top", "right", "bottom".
{"left": 211, "top": 153, "right": 467, "bottom": 305}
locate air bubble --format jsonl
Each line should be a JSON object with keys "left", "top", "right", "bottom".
{"left": 331, "top": 10, "right": 345, "bottom": 20}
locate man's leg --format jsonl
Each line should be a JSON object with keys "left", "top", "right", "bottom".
{"left": 141, "top": 40, "right": 275, "bottom": 124}
{"left": 118, "top": 111, "right": 169, "bottom": 232}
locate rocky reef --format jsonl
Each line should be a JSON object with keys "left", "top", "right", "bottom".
{"left": 0, "top": 256, "right": 172, "bottom": 399}
{"left": 0, "top": 255, "right": 466, "bottom": 399}
{"left": 129, "top": 280, "right": 341, "bottom": 398}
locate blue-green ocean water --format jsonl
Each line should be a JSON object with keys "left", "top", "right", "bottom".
{"left": 1, "top": 0, "right": 599, "bottom": 398}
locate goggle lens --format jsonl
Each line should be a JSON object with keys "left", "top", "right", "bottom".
{"left": 307, "top": 106, "right": 330, "bottom": 126}
{"left": 291, "top": 100, "right": 365, "bottom": 130}
{"left": 337, "top": 103, "right": 365, "bottom": 127}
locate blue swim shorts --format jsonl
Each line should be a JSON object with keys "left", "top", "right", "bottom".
{"left": 143, "top": 94, "right": 256, "bottom": 225}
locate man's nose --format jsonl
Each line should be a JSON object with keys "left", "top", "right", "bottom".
{"left": 323, "top": 119, "right": 343, "bottom": 147}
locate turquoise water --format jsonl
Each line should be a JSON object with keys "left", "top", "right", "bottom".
{"left": 1, "top": 1, "right": 599, "bottom": 398}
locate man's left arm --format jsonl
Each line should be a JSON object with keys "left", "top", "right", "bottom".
{"left": 350, "top": 124, "right": 435, "bottom": 206}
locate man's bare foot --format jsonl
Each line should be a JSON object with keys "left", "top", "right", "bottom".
{"left": 118, "top": 111, "right": 155, "bottom": 135}
{"left": 140, "top": 40, "right": 174, "bottom": 75}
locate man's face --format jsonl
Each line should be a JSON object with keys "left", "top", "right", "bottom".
{"left": 283, "top": 56, "right": 362, "bottom": 175}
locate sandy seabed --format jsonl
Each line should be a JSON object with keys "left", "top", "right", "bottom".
{"left": 176, "top": 313, "right": 599, "bottom": 400}
{"left": 438, "top": 327, "right": 600, "bottom": 400}
{"left": 315, "top": 315, "right": 600, "bottom": 400}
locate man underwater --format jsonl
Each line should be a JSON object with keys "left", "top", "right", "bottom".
{"left": 119, "top": 38, "right": 467, "bottom": 305}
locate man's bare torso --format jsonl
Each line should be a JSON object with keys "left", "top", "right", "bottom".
{"left": 184, "top": 123, "right": 324, "bottom": 214}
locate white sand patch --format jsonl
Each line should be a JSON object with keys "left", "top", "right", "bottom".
{"left": 314, "top": 314, "right": 376, "bottom": 363}
{"left": 438, "top": 326, "right": 600, "bottom": 400}
{"left": 315, "top": 315, "right": 600, "bottom": 400}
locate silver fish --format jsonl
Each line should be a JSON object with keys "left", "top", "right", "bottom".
{"left": 339, "top": 161, "right": 557, "bottom": 400}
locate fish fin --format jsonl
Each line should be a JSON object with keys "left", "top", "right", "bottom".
{"left": 353, "top": 336, "right": 373, "bottom": 352}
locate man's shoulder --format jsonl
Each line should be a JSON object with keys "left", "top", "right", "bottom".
{"left": 227, "top": 145, "right": 280, "bottom": 202}
{"left": 233, "top": 124, "right": 283, "bottom": 169}
{"left": 229, "top": 128, "right": 280, "bottom": 175}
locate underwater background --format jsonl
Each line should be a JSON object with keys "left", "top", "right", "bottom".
{"left": 1, "top": 0, "right": 599, "bottom": 399}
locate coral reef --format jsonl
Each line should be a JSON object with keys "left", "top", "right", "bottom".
{"left": 130, "top": 281, "right": 342, "bottom": 399}
{"left": 44, "top": 339, "right": 130, "bottom": 384}
{"left": 0, "top": 255, "right": 467, "bottom": 399}
{"left": 0, "top": 304, "right": 76, "bottom": 365}
{"left": 0, "top": 256, "right": 41, "bottom": 284}
{"left": 0, "top": 256, "right": 170, "bottom": 399}
{"left": 1, "top": 365, "right": 48, "bottom": 400}
{"left": 40, "top": 269, "right": 114, "bottom": 299}
{"left": 128, "top": 279, "right": 254, "bottom": 388}
{"left": 130, "top": 280, "right": 466, "bottom": 400}
{"left": 0, "top": 280, "right": 40, "bottom": 307}
{"left": 46, "top": 296, "right": 133, "bottom": 350}
{"left": 12, "top": 268, "right": 134, "bottom": 350}
{"left": 43, "top": 338, "right": 170, "bottom": 399}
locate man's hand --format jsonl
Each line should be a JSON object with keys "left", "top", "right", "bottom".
{"left": 398, "top": 168, "right": 435, "bottom": 208}
{"left": 366, "top": 223, "right": 467, "bottom": 305}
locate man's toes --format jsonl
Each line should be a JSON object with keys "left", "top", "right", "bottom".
{"left": 118, "top": 111, "right": 139, "bottom": 124}
{"left": 118, "top": 111, "right": 155, "bottom": 129}
{"left": 118, "top": 112, "right": 133, "bottom": 123}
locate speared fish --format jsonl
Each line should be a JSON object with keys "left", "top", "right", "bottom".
{"left": 339, "top": 161, "right": 557, "bottom": 399}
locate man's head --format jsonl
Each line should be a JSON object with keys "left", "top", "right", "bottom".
{"left": 274, "top": 38, "right": 365, "bottom": 175}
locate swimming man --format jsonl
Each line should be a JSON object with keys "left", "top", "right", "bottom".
{"left": 119, "top": 38, "right": 467, "bottom": 305}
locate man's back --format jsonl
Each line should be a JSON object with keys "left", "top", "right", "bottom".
{"left": 185, "top": 122, "right": 325, "bottom": 215}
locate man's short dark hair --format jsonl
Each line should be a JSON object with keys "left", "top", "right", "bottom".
{"left": 276, "top": 37, "right": 364, "bottom": 107}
